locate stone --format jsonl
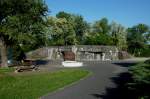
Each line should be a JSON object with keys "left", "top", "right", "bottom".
{"left": 27, "top": 45, "right": 119, "bottom": 61}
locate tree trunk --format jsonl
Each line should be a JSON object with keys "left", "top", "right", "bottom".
{"left": 0, "top": 39, "right": 8, "bottom": 67}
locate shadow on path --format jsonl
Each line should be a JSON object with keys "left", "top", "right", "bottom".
{"left": 91, "top": 73, "right": 133, "bottom": 99}
{"left": 91, "top": 62, "right": 135, "bottom": 99}
{"left": 35, "top": 60, "right": 62, "bottom": 67}
{"left": 112, "top": 62, "right": 137, "bottom": 67}
{"left": 35, "top": 60, "right": 49, "bottom": 65}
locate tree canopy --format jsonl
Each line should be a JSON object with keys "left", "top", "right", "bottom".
{"left": 46, "top": 12, "right": 150, "bottom": 57}
{"left": 0, "top": 0, "right": 48, "bottom": 67}
{"left": 127, "top": 24, "right": 150, "bottom": 56}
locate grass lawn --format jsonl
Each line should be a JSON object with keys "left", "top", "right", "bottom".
{"left": 0, "top": 68, "right": 90, "bottom": 99}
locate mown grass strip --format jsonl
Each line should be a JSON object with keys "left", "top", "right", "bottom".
{"left": 0, "top": 68, "right": 89, "bottom": 99}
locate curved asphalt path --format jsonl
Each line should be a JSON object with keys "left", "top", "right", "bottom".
{"left": 41, "top": 61, "right": 136, "bottom": 99}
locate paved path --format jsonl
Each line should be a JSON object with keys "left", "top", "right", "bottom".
{"left": 41, "top": 61, "right": 136, "bottom": 99}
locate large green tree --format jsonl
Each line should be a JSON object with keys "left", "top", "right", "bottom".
{"left": 0, "top": 0, "right": 47, "bottom": 67}
{"left": 110, "top": 22, "right": 127, "bottom": 50}
{"left": 73, "top": 15, "right": 90, "bottom": 44}
{"left": 93, "top": 18, "right": 110, "bottom": 34}
{"left": 47, "top": 17, "right": 76, "bottom": 45}
{"left": 127, "top": 24, "right": 149, "bottom": 55}
{"left": 84, "top": 18, "right": 113, "bottom": 45}
{"left": 83, "top": 32, "right": 113, "bottom": 45}
{"left": 56, "top": 11, "right": 72, "bottom": 21}
{"left": 56, "top": 11, "right": 90, "bottom": 44}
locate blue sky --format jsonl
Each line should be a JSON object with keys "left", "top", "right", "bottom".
{"left": 45, "top": 0, "right": 150, "bottom": 27}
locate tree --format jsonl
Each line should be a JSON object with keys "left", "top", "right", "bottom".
{"left": 47, "top": 17, "right": 76, "bottom": 45}
{"left": 127, "top": 24, "right": 149, "bottom": 55}
{"left": 93, "top": 18, "right": 110, "bottom": 34}
{"left": 56, "top": 11, "right": 72, "bottom": 21}
{"left": 0, "top": 0, "right": 48, "bottom": 67}
{"left": 84, "top": 18, "right": 113, "bottom": 45}
{"left": 84, "top": 32, "right": 113, "bottom": 45}
{"left": 73, "top": 15, "right": 90, "bottom": 44}
{"left": 110, "top": 22, "right": 127, "bottom": 50}
{"left": 56, "top": 11, "right": 90, "bottom": 44}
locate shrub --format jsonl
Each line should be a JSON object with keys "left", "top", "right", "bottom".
{"left": 127, "top": 45, "right": 150, "bottom": 57}
{"left": 140, "top": 48, "right": 150, "bottom": 57}
{"left": 144, "top": 59, "right": 150, "bottom": 64}
{"left": 128, "top": 62, "right": 150, "bottom": 98}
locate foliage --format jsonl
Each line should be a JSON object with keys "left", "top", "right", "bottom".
{"left": 47, "top": 12, "right": 150, "bottom": 57}
{"left": 84, "top": 33, "right": 113, "bottom": 45}
{"left": 72, "top": 15, "right": 90, "bottom": 44}
{"left": 93, "top": 18, "right": 110, "bottom": 34}
{"left": 46, "top": 11, "right": 90, "bottom": 46}
{"left": 0, "top": 0, "right": 48, "bottom": 66}
{"left": 110, "top": 22, "right": 127, "bottom": 50}
{"left": 46, "top": 17, "right": 76, "bottom": 45}
{"left": 128, "top": 62, "right": 150, "bottom": 99}
{"left": 49, "top": 11, "right": 90, "bottom": 45}
{"left": 145, "top": 31, "right": 150, "bottom": 43}
{"left": 84, "top": 19, "right": 128, "bottom": 48}
{"left": 84, "top": 18, "right": 113, "bottom": 45}
{"left": 127, "top": 24, "right": 150, "bottom": 56}
{"left": 11, "top": 45, "right": 26, "bottom": 61}
{"left": 0, "top": 69, "right": 89, "bottom": 99}
{"left": 137, "top": 46, "right": 150, "bottom": 57}
{"left": 0, "top": 0, "right": 48, "bottom": 44}
{"left": 56, "top": 11, "right": 72, "bottom": 21}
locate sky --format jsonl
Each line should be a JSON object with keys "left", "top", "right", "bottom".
{"left": 45, "top": 0, "right": 150, "bottom": 27}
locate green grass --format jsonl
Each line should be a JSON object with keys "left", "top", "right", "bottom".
{"left": 0, "top": 68, "right": 89, "bottom": 99}
{"left": 0, "top": 67, "right": 15, "bottom": 73}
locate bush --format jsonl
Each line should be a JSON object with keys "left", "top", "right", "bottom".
{"left": 140, "top": 48, "right": 150, "bottom": 57}
{"left": 127, "top": 45, "right": 150, "bottom": 57}
{"left": 144, "top": 59, "right": 150, "bottom": 64}
{"left": 128, "top": 62, "right": 150, "bottom": 99}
